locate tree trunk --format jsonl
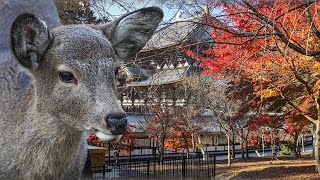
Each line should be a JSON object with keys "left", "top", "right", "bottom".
{"left": 192, "top": 132, "right": 195, "bottom": 153}
{"left": 232, "top": 129, "right": 236, "bottom": 159}
{"left": 245, "top": 139, "right": 249, "bottom": 157}
{"left": 293, "top": 132, "right": 298, "bottom": 158}
{"left": 241, "top": 141, "right": 244, "bottom": 158}
{"left": 240, "top": 131, "right": 245, "bottom": 158}
{"left": 245, "top": 133, "right": 249, "bottom": 158}
{"left": 197, "top": 136, "right": 206, "bottom": 160}
{"left": 227, "top": 124, "right": 231, "bottom": 165}
{"left": 271, "top": 133, "right": 274, "bottom": 155}
{"left": 297, "top": 134, "right": 301, "bottom": 158}
{"left": 262, "top": 135, "right": 265, "bottom": 156}
{"left": 160, "top": 143, "right": 164, "bottom": 163}
{"left": 159, "top": 136, "right": 165, "bottom": 164}
{"left": 312, "top": 124, "right": 316, "bottom": 157}
{"left": 182, "top": 132, "right": 190, "bottom": 153}
{"left": 302, "top": 134, "right": 305, "bottom": 152}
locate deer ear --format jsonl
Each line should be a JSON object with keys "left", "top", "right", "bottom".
{"left": 11, "top": 13, "right": 52, "bottom": 70}
{"left": 99, "top": 7, "right": 163, "bottom": 60}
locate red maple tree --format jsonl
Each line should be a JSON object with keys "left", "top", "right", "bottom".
{"left": 178, "top": 0, "right": 320, "bottom": 172}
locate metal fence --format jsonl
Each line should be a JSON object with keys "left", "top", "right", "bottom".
{"left": 89, "top": 153, "right": 216, "bottom": 179}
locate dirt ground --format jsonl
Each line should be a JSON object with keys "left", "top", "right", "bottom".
{"left": 215, "top": 153, "right": 320, "bottom": 180}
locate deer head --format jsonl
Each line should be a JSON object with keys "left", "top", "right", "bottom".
{"left": 10, "top": 7, "right": 163, "bottom": 140}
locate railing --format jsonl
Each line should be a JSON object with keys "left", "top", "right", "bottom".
{"left": 89, "top": 153, "right": 216, "bottom": 179}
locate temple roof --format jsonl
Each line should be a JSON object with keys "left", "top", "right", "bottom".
{"left": 123, "top": 65, "right": 150, "bottom": 79}
{"left": 141, "top": 10, "right": 215, "bottom": 51}
{"left": 125, "top": 64, "right": 202, "bottom": 87}
{"left": 143, "top": 20, "right": 198, "bottom": 51}
{"left": 126, "top": 113, "right": 153, "bottom": 132}
{"left": 126, "top": 67, "right": 186, "bottom": 87}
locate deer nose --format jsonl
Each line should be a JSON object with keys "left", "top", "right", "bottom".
{"left": 106, "top": 115, "right": 128, "bottom": 135}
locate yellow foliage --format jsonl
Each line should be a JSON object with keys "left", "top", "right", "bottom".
{"left": 312, "top": 80, "right": 320, "bottom": 94}
{"left": 312, "top": 62, "right": 320, "bottom": 74}
{"left": 255, "top": 88, "right": 279, "bottom": 98}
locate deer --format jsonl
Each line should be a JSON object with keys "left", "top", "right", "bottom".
{"left": 0, "top": 0, "right": 163, "bottom": 179}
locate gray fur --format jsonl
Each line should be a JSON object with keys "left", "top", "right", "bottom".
{"left": 11, "top": 13, "right": 52, "bottom": 69}
{"left": 0, "top": 1, "right": 163, "bottom": 179}
{"left": 97, "top": 7, "right": 164, "bottom": 59}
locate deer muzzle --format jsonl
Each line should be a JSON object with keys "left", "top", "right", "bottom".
{"left": 105, "top": 115, "right": 128, "bottom": 135}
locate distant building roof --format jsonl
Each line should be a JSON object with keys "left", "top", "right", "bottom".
{"left": 141, "top": 7, "right": 215, "bottom": 51}
{"left": 143, "top": 20, "right": 198, "bottom": 50}
{"left": 125, "top": 64, "right": 202, "bottom": 87}
{"left": 200, "top": 120, "right": 221, "bottom": 133}
{"left": 124, "top": 65, "right": 150, "bottom": 79}
{"left": 126, "top": 112, "right": 153, "bottom": 132}
{"left": 126, "top": 67, "right": 187, "bottom": 87}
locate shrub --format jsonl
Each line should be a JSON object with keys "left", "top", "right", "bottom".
{"left": 280, "top": 143, "right": 294, "bottom": 155}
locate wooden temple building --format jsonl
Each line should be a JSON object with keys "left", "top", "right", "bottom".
{"left": 117, "top": 9, "right": 228, "bottom": 148}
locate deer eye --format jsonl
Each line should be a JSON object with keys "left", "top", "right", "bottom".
{"left": 58, "top": 71, "right": 77, "bottom": 84}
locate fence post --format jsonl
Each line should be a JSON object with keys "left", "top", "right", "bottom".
{"left": 153, "top": 147, "right": 157, "bottom": 162}
{"left": 147, "top": 160, "right": 150, "bottom": 177}
{"left": 103, "top": 163, "right": 106, "bottom": 178}
{"left": 182, "top": 156, "right": 186, "bottom": 178}
{"left": 214, "top": 154, "right": 216, "bottom": 179}
{"left": 154, "top": 157, "right": 156, "bottom": 177}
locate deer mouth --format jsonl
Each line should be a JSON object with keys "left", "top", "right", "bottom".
{"left": 94, "top": 130, "right": 122, "bottom": 141}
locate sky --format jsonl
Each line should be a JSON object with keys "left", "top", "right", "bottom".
{"left": 91, "top": 1, "right": 175, "bottom": 23}
{"left": 91, "top": 0, "right": 217, "bottom": 24}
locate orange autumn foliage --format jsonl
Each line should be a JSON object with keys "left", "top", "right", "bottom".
{"left": 179, "top": 1, "right": 320, "bottom": 123}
